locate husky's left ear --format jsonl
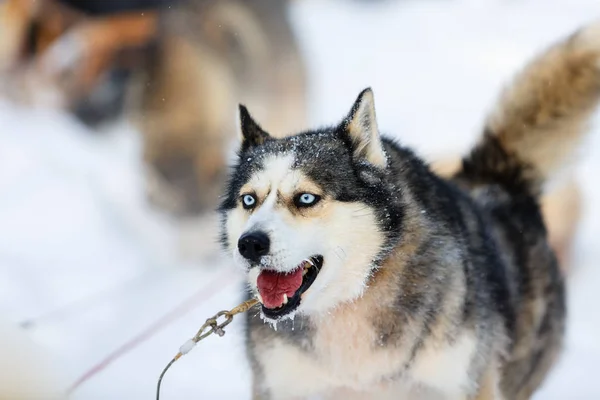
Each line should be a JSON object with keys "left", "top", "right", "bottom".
{"left": 342, "top": 88, "right": 387, "bottom": 168}
{"left": 238, "top": 105, "right": 271, "bottom": 150}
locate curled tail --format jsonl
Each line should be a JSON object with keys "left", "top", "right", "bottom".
{"left": 461, "top": 20, "right": 600, "bottom": 195}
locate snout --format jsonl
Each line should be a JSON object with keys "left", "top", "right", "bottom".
{"left": 238, "top": 231, "right": 270, "bottom": 262}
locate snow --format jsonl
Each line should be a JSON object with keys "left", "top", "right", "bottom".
{"left": 1, "top": 0, "right": 599, "bottom": 398}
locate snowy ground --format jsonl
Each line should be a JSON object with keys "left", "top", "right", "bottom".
{"left": 1, "top": 0, "right": 599, "bottom": 398}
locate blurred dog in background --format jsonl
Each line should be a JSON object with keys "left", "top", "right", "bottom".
{"left": 0, "top": 0, "right": 307, "bottom": 220}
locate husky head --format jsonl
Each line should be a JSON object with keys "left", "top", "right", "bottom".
{"left": 219, "top": 89, "right": 403, "bottom": 321}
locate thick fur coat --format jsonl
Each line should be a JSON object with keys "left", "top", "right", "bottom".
{"left": 220, "top": 20, "right": 600, "bottom": 400}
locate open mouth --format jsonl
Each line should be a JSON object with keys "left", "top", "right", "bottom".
{"left": 256, "top": 256, "right": 323, "bottom": 320}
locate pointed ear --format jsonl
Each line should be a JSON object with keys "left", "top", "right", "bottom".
{"left": 342, "top": 88, "right": 387, "bottom": 168}
{"left": 238, "top": 105, "right": 271, "bottom": 150}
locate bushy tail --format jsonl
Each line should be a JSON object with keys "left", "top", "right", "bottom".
{"left": 461, "top": 20, "right": 600, "bottom": 195}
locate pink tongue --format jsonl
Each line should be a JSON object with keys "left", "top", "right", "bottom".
{"left": 257, "top": 268, "right": 303, "bottom": 309}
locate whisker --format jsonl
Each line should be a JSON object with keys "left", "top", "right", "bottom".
{"left": 352, "top": 213, "right": 372, "bottom": 218}
{"left": 332, "top": 246, "right": 346, "bottom": 261}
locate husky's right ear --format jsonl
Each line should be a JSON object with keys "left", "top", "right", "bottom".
{"left": 238, "top": 105, "right": 271, "bottom": 150}
{"left": 342, "top": 88, "right": 387, "bottom": 168}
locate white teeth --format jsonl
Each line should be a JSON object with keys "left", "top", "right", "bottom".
{"left": 257, "top": 293, "right": 264, "bottom": 304}
{"left": 283, "top": 294, "right": 288, "bottom": 304}
{"left": 303, "top": 269, "right": 307, "bottom": 276}
{"left": 302, "top": 259, "right": 314, "bottom": 271}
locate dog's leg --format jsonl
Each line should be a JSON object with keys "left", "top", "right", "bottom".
{"left": 472, "top": 367, "right": 505, "bottom": 400}
{"left": 251, "top": 374, "right": 269, "bottom": 400}
{"left": 540, "top": 176, "right": 582, "bottom": 271}
{"left": 251, "top": 383, "right": 265, "bottom": 400}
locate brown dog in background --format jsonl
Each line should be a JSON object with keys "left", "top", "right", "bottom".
{"left": 0, "top": 0, "right": 307, "bottom": 219}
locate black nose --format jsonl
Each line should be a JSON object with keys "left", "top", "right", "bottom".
{"left": 238, "top": 231, "right": 270, "bottom": 262}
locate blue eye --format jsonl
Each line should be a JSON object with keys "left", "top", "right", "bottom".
{"left": 300, "top": 194, "right": 315, "bottom": 204}
{"left": 296, "top": 193, "right": 320, "bottom": 207}
{"left": 242, "top": 194, "right": 257, "bottom": 209}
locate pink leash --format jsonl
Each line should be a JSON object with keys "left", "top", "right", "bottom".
{"left": 67, "top": 268, "right": 237, "bottom": 395}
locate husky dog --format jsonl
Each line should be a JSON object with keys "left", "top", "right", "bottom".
{"left": 220, "top": 21, "right": 600, "bottom": 399}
